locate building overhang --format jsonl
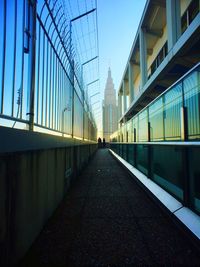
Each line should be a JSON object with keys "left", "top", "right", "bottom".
{"left": 119, "top": 13, "right": 200, "bottom": 123}
{"left": 118, "top": 0, "right": 167, "bottom": 94}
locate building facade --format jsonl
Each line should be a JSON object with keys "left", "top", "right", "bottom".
{"left": 113, "top": 0, "right": 200, "bottom": 143}
{"left": 110, "top": 0, "right": 200, "bottom": 215}
{"left": 103, "top": 68, "right": 118, "bottom": 142}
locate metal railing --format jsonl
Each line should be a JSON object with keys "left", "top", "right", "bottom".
{"left": 0, "top": 0, "right": 97, "bottom": 141}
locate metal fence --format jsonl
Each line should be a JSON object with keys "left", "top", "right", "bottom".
{"left": 0, "top": 0, "right": 97, "bottom": 141}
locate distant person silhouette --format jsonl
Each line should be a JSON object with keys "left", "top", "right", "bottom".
{"left": 103, "top": 138, "right": 106, "bottom": 148}
{"left": 98, "top": 137, "right": 102, "bottom": 148}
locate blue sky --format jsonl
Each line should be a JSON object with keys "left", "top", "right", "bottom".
{"left": 0, "top": 0, "right": 147, "bottom": 134}
{"left": 98, "top": 0, "right": 147, "bottom": 96}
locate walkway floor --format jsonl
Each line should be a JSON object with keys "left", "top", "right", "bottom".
{"left": 20, "top": 149, "right": 200, "bottom": 266}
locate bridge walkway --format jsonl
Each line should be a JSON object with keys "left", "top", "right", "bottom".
{"left": 20, "top": 149, "right": 200, "bottom": 266}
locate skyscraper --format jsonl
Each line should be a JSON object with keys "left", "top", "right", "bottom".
{"left": 103, "top": 68, "right": 118, "bottom": 142}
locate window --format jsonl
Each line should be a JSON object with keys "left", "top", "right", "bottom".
{"left": 149, "top": 42, "right": 168, "bottom": 78}
{"left": 181, "top": 0, "right": 199, "bottom": 33}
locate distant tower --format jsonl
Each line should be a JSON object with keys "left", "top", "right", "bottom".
{"left": 102, "top": 68, "right": 118, "bottom": 142}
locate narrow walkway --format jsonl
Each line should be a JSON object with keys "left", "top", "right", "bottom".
{"left": 20, "top": 149, "right": 200, "bottom": 266}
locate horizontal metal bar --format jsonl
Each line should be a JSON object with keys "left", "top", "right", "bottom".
{"left": 110, "top": 141, "right": 200, "bottom": 147}
{"left": 71, "top": 8, "right": 96, "bottom": 22}
{"left": 0, "top": 114, "right": 28, "bottom": 124}
{"left": 82, "top": 56, "right": 98, "bottom": 66}
{"left": 87, "top": 79, "right": 99, "bottom": 87}
{"left": 90, "top": 92, "right": 100, "bottom": 98}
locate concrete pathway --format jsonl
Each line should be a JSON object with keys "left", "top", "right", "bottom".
{"left": 20, "top": 149, "right": 200, "bottom": 266}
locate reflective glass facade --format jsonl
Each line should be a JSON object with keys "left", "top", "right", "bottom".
{"left": 110, "top": 143, "right": 200, "bottom": 214}
{"left": 112, "top": 64, "right": 200, "bottom": 142}
{"left": 110, "top": 64, "right": 200, "bottom": 215}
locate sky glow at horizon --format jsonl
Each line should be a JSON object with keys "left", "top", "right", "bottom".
{"left": 98, "top": 0, "right": 147, "bottom": 96}
{"left": 0, "top": 0, "right": 147, "bottom": 137}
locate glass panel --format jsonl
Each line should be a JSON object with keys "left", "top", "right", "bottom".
{"left": 183, "top": 71, "right": 200, "bottom": 140}
{"left": 149, "top": 97, "right": 164, "bottom": 141}
{"left": 189, "top": 147, "right": 200, "bottom": 213}
{"left": 127, "top": 144, "right": 135, "bottom": 166}
{"left": 152, "top": 145, "right": 184, "bottom": 200}
{"left": 127, "top": 120, "right": 132, "bottom": 142}
{"left": 122, "top": 144, "right": 127, "bottom": 160}
{"left": 119, "top": 144, "right": 123, "bottom": 157}
{"left": 164, "top": 83, "right": 182, "bottom": 140}
{"left": 136, "top": 144, "right": 148, "bottom": 175}
{"left": 138, "top": 109, "right": 148, "bottom": 141}
{"left": 111, "top": 142, "right": 200, "bottom": 213}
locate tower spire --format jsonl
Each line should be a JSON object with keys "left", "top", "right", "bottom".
{"left": 108, "top": 67, "right": 111, "bottom": 79}
{"left": 103, "top": 67, "right": 118, "bottom": 142}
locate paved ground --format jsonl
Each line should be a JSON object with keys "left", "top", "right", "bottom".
{"left": 19, "top": 149, "right": 200, "bottom": 266}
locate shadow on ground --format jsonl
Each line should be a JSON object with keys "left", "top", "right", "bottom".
{"left": 19, "top": 149, "right": 200, "bottom": 266}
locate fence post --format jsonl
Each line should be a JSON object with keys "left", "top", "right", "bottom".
{"left": 180, "top": 106, "right": 188, "bottom": 141}
{"left": 26, "top": 0, "right": 37, "bottom": 131}
{"left": 71, "top": 60, "right": 75, "bottom": 138}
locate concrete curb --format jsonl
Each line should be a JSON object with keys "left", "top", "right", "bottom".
{"left": 109, "top": 149, "right": 200, "bottom": 243}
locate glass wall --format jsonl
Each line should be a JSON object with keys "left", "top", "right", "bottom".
{"left": 149, "top": 97, "right": 164, "bottom": 141}
{"left": 188, "top": 147, "right": 200, "bottom": 213}
{"left": 183, "top": 71, "right": 200, "bottom": 140}
{"left": 163, "top": 83, "right": 182, "bottom": 140}
{"left": 115, "top": 64, "right": 200, "bottom": 143}
{"left": 110, "top": 64, "right": 200, "bottom": 215}
{"left": 152, "top": 145, "right": 183, "bottom": 200}
{"left": 110, "top": 142, "right": 200, "bottom": 214}
{"left": 138, "top": 110, "right": 148, "bottom": 141}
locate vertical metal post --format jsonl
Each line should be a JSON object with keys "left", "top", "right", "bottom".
{"left": 62, "top": 109, "right": 64, "bottom": 136}
{"left": 134, "top": 128, "right": 136, "bottom": 142}
{"left": 180, "top": 106, "right": 188, "bottom": 141}
{"left": 162, "top": 97, "right": 166, "bottom": 141}
{"left": 147, "top": 110, "right": 152, "bottom": 178}
{"left": 83, "top": 91, "right": 85, "bottom": 140}
{"left": 1, "top": 0, "right": 7, "bottom": 114}
{"left": 83, "top": 108, "right": 85, "bottom": 140}
{"left": 71, "top": 60, "right": 75, "bottom": 138}
{"left": 148, "top": 122, "right": 151, "bottom": 142}
{"left": 147, "top": 108, "right": 151, "bottom": 142}
{"left": 11, "top": 0, "right": 17, "bottom": 117}
{"left": 69, "top": 21, "right": 75, "bottom": 138}
{"left": 26, "top": 0, "right": 37, "bottom": 130}
{"left": 81, "top": 64, "right": 85, "bottom": 140}
{"left": 181, "top": 79, "right": 188, "bottom": 141}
